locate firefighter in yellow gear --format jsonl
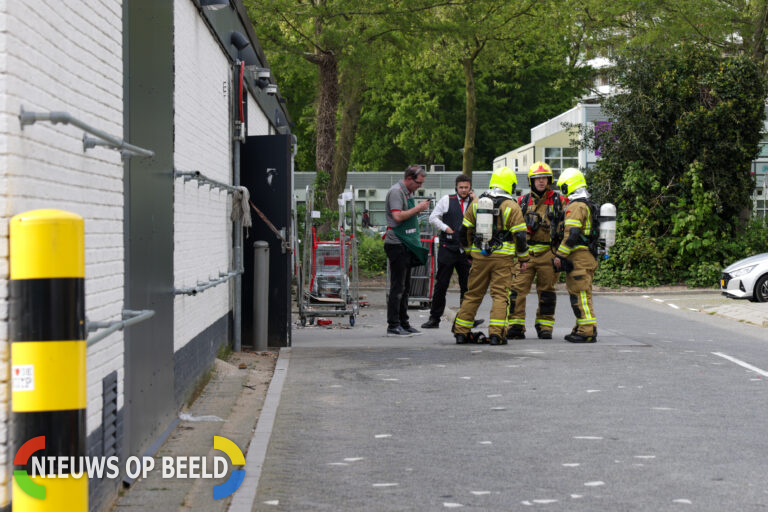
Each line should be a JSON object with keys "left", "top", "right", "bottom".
{"left": 453, "top": 166, "right": 530, "bottom": 346}
{"left": 507, "top": 162, "right": 567, "bottom": 340}
{"left": 552, "top": 168, "right": 598, "bottom": 343}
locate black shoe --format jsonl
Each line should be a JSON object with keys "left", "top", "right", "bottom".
{"left": 506, "top": 326, "right": 525, "bottom": 340}
{"left": 421, "top": 318, "right": 440, "bottom": 329}
{"left": 455, "top": 333, "right": 469, "bottom": 344}
{"left": 387, "top": 326, "right": 414, "bottom": 337}
{"left": 470, "top": 331, "right": 488, "bottom": 344}
{"left": 473, "top": 319, "right": 485, "bottom": 327}
{"left": 565, "top": 333, "right": 596, "bottom": 343}
{"left": 535, "top": 325, "right": 552, "bottom": 340}
{"left": 489, "top": 334, "right": 507, "bottom": 345}
{"left": 402, "top": 325, "right": 422, "bottom": 336}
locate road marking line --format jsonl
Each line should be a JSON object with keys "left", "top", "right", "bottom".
{"left": 668, "top": 304, "right": 679, "bottom": 309}
{"left": 712, "top": 352, "right": 768, "bottom": 378}
{"left": 653, "top": 298, "right": 665, "bottom": 303}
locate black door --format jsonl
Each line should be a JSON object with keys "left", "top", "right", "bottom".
{"left": 240, "top": 134, "right": 293, "bottom": 347}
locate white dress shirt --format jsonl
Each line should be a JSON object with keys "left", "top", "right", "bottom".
{"left": 429, "top": 193, "right": 471, "bottom": 233}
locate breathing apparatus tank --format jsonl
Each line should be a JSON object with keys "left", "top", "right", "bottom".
{"left": 475, "top": 196, "right": 495, "bottom": 254}
{"left": 598, "top": 203, "right": 617, "bottom": 258}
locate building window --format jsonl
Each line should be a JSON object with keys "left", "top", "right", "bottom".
{"left": 369, "top": 200, "right": 387, "bottom": 227}
{"left": 544, "top": 147, "right": 578, "bottom": 174}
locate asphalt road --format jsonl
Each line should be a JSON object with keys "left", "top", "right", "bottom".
{"left": 253, "top": 291, "right": 768, "bottom": 511}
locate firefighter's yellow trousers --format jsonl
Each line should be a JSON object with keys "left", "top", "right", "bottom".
{"left": 454, "top": 254, "right": 514, "bottom": 337}
{"left": 508, "top": 248, "right": 557, "bottom": 334}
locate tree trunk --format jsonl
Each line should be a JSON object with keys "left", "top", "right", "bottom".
{"left": 328, "top": 70, "right": 367, "bottom": 209}
{"left": 315, "top": 51, "right": 340, "bottom": 188}
{"left": 462, "top": 57, "right": 477, "bottom": 177}
{"left": 750, "top": 0, "right": 768, "bottom": 75}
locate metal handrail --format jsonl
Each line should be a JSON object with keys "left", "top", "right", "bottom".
{"left": 174, "top": 270, "right": 243, "bottom": 296}
{"left": 174, "top": 169, "right": 240, "bottom": 194}
{"left": 86, "top": 309, "right": 155, "bottom": 347}
{"left": 19, "top": 106, "right": 154, "bottom": 158}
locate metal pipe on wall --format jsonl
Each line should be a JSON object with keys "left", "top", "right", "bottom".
{"left": 234, "top": 140, "right": 243, "bottom": 352}
{"left": 232, "top": 60, "right": 244, "bottom": 353}
{"left": 253, "top": 241, "right": 269, "bottom": 351}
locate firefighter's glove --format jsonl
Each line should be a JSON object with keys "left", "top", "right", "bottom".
{"left": 552, "top": 256, "right": 573, "bottom": 273}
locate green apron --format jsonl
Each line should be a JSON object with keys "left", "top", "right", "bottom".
{"left": 392, "top": 197, "right": 429, "bottom": 266}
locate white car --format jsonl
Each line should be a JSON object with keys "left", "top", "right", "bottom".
{"left": 721, "top": 253, "right": 768, "bottom": 302}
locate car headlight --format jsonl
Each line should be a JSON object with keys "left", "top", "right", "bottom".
{"left": 729, "top": 265, "right": 757, "bottom": 278}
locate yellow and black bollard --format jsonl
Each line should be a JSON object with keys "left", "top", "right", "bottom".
{"left": 10, "top": 210, "right": 87, "bottom": 511}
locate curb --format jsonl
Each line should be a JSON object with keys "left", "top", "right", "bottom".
{"left": 228, "top": 347, "right": 291, "bottom": 512}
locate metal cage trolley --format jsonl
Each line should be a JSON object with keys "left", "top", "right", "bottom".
{"left": 297, "top": 185, "right": 360, "bottom": 326}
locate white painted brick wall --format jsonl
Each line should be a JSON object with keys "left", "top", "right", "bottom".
{"left": 247, "top": 95, "right": 271, "bottom": 136}
{"left": 0, "top": 0, "right": 125, "bottom": 506}
{"left": 173, "top": 0, "right": 234, "bottom": 352}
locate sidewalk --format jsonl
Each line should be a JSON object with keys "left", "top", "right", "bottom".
{"left": 111, "top": 351, "right": 277, "bottom": 512}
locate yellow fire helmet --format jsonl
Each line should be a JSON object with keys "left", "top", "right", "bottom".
{"left": 557, "top": 167, "right": 587, "bottom": 196}
{"left": 527, "top": 161, "right": 553, "bottom": 187}
{"left": 488, "top": 166, "right": 517, "bottom": 195}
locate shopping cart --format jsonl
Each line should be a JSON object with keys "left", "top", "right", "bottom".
{"left": 297, "top": 186, "right": 360, "bottom": 326}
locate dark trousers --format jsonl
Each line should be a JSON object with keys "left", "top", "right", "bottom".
{"left": 385, "top": 243, "right": 412, "bottom": 328}
{"left": 429, "top": 247, "right": 471, "bottom": 321}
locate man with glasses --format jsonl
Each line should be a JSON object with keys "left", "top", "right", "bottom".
{"left": 421, "top": 173, "right": 475, "bottom": 329}
{"left": 385, "top": 165, "right": 431, "bottom": 337}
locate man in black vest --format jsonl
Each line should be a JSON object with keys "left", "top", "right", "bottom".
{"left": 421, "top": 174, "right": 475, "bottom": 329}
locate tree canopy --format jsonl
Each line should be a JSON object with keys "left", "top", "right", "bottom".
{"left": 586, "top": 45, "right": 767, "bottom": 287}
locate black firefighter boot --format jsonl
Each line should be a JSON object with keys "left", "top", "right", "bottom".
{"left": 535, "top": 324, "right": 553, "bottom": 340}
{"left": 489, "top": 334, "right": 507, "bottom": 345}
{"left": 506, "top": 325, "right": 525, "bottom": 340}
{"left": 565, "top": 329, "right": 597, "bottom": 343}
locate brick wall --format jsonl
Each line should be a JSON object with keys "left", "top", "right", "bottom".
{"left": 248, "top": 96, "right": 271, "bottom": 136}
{"left": 173, "top": 0, "right": 233, "bottom": 354}
{"left": 0, "top": 0, "right": 125, "bottom": 507}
